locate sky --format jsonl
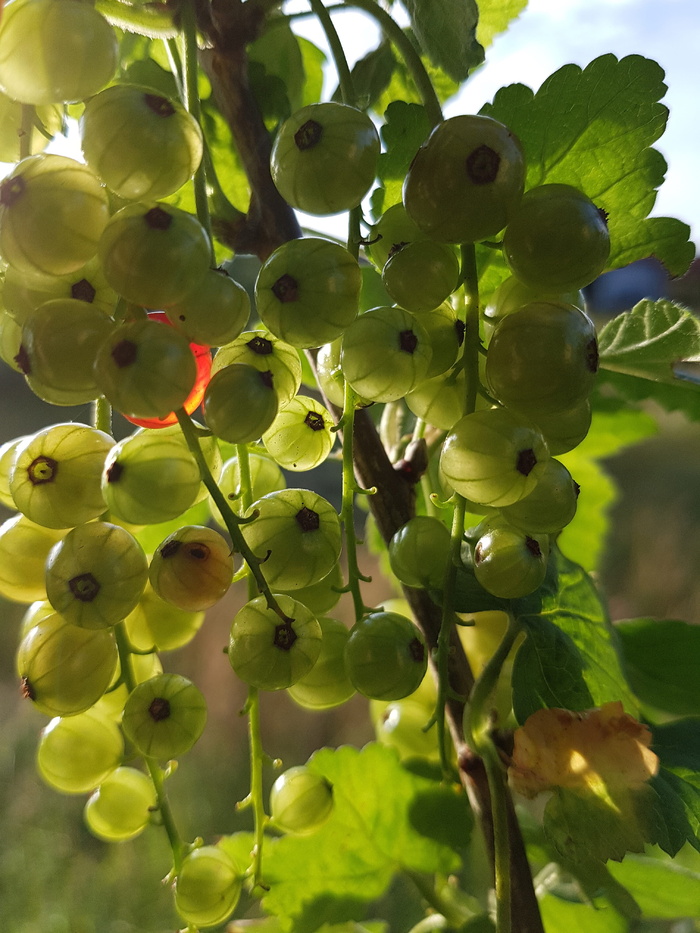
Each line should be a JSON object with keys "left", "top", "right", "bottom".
{"left": 287, "top": 0, "right": 700, "bottom": 247}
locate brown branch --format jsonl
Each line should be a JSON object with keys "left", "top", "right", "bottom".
{"left": 193, "top": 5, "right": 543, "bottom": 929}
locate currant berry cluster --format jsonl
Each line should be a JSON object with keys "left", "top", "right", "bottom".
{"left": 0, "top": 0, "right": 613, "bottom": 925}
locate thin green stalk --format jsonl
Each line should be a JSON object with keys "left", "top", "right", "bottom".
{"left": 114, "top": 624, "right": 187, "bottom": 870}
{"left": 245, "top": 685, "right": 268, "bottom": 890}
{"left": 340, "top": 381, "right": 371, "bottom": 622}
{"left": 460, "top": 244, "right": 480, "bottom": 416}
{"left": 180, "top": 0, "right": 212, "bottom": 247}
{"left": 405, "top": 870, "right": 470, "bottom": 929}
{"left": 175, "top": 410, "right": 289, "bottom": 621}
{"left": 19, "top": 105, "right": 33, "bottom": 160}
{"left": 308, "top": 0, "right": 356, "bottom": 106}
{"left": 428, "top": 494, "right": 466, "bottom": 776}
{"left": 235, "top": 444, "right": 271, "bottom": 888}
{"left": 463, "top": 613, "right": 522, "bottom": 933}
{"left": 344, "top": 0, "right": 444, "bottom": 127}
{"left": 92, "top": 396, "right": 112, "bottom": 436}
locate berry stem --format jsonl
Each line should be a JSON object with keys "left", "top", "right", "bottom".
{"left": 19, "top": 105, "right": 33, "bottom": 161}
{"left": 246, "top": 685, "right": 268, "bottom": 891}
{"left": 180, "top": 0, "right": 213, "bottom": 251}
{"left": 114, "top": 623, "right": 187, "bottom": 870}
{"left": 343, "top": 0, "right": 444, "bottom": 127}
{"left": 459, "top": 244, "right": 480, "bottom": 417}
{"left": 463, "top": 612, "right": 522, "bottom": 933}
{"left": 92, "top": 396, "right": 112, "bottom": 437}
{"left": 341, "top": 380, "right": 372, "bottom": 622}
{"left": 308, "top": 0, "right": 356, "bottom": 108}
{"left": 175, "top": 410, "right": 289, "bottom": 621}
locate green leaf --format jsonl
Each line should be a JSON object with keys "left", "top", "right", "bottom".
{"left": 403, "top": 0, "right": 484, "bottom": 82}
{"left": 482, "top": 55, "right": 695, "bottom": 276}
{"left": 599, "top": 299, "right": 700, "bottom": 384}
{"left": 648, "top": 720, "right": 700, "bottom": 855}
{"left": 544, "top": 787, "right": 655, "bottom": 863}
{"left": 476, "top": 0, "right": 528, "bottom": 49}
{"left": 373, "top": 101, "right": 431, "bottom": 213}
{"left": 539, "top": 892, "right": 627, "bottom": 933}
{"left": 299, "top": 37, "right": 327, "bottom": 107}
{"left": 606, "top": 853, "right": 700, "bottom": 919}
{"left": 558, "top": 407, "right": 657, "bottom": 571}
{"left": 373, "top": 31, "right": 461, "bottom": 116}
{"left": 332, "top": 43, "right": 396, "bottom": 110}
{"left": 597, "top": 369, "right": 700, "bottom": 422}
{"left": 262, "top": 744, "right": 470, "bottom": 933}
{"left": 249, "top": 18, "right": 305, "bottom": 114}
{"left": 511, "top": 548, "right": 638, "bottom": 723}
{"left": 616, "top": 618, "right": 700, "bottom": 716}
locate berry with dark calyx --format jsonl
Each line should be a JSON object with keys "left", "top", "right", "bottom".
{"left": 382, "top": 240, "right": 460, "bottom": 313}
{"left": 271, "top": 102, "right": 380, "bottom": 215}
{"left": 242, "top": 488, "right": 342, "bottom": 591}
{"left": 81, "top": 84, "right": 203, "bottom": 201}
{"left": 98, "top": 202, "right": 211, "bottom": 308}
{"left": 0, "top": 154, "right": 110, "bottom": 276}
{"left": 101, "top": 432, "right": 201, "bottom": 526}
{"left": 166, "top": 268, "right": 250, "bottom": 347}
{"left": 228, "top": 594, "right": 322, "bottom": 691}
{"left": 255, "top": 237, "right": 362, "bottom": 349}
{"left": 17, "top": 611, "right": 118, "bottom": 716}
{"left": 485, "top": 301, "right": 598, "bottom": 417}
{"left": 10, "top": 422, "right": 115, "bottom": 529}
{"left": 502, "top": 183, "right": 610, "bottom": 291}
{"left": 2, "top": 256, "right": 116, "bottom": 323}
{"left": 403, "top": 114, "right": 526, "bottom": 243}
{"left": 262, "top": 395, "right": 335, "bottom": 471}
{"left": 212, "top": 329, "right": 302, "bottom": 406}
{"left": 499, "top": 458, "right": 579, "bottom": 534}
{"left": 269, "top": 765, "right": 334, "bottom": 834}
{"left": 366, "top": 203, "right": 427, "bottom": 270}
{"left": 148, "top": 525, "right": 234, "bottom": 612}
{"left": 341, "top": 305, "right": 432, "bottom": 403}
{"left": 440, "top": 408, "right": 549, "bottom": 507}
{"left": 472, "top": 518, "right": 549, "bottom": 599}
{"left": 121, "top": 672, "right": 207, "bottom": 759}
{"left": 45, "top": 521, "right": 148, "bottom": 629}
{"left": 203, "top": 363, "right": 279, "bottom": 444}
{"left": 94, "top": 317, "right": 198, "bottom": 421}
{"left": 345, "top": 611, "right": 428, "bottom": 701}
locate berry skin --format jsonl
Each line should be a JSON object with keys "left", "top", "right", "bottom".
{"left": 0, "top": 0, "right": 118, "bottom": 105}
{"left": 81, "top": 84, "right": 203, "bottom": 201}
{"left": 345, "top": 611, "right": 428, "bottom": 701}
{"left": 287, "top": 614, "right": 355, "bottom": 710}
{"left": 84, "top": 766, "right": 157, "bottom": 843}
{"left": 403, "top": 114, "right": 526, "bottom": 243}
{"left": 502, "top": 183, "right": 610, "bottom": 291}
{"left": 0, "top": 154, "right": 110, "bottom": 276}
{"left": 36, "top": 708, "right": 124, "bottom": 794}
{"left": 228, "top": 594, "right": 322, "bottom": 691}
{"left": 485, "top": 301, "right": 598, "bottom": 417}
{"left": 269, "top": 765, "right": 334, "bottom": 834}
{"left": 203, "top": 363, "right": 279, "bottom": 445}
{"left": 472, "top": 519, "right": 549, "bottom": 600}
{"left": 121, "top": 673, "right": 208, "bottom": 760}
{"left": 149, "top": 525, "right": 234, "bottom": 612}
{"left": 440, "top": 408, "right": 549, "bottom": 507}
{"left": 255, "top": 237, "right": 362, "bottom": 349}
{"left": 271, "top": 102, "right": 380, "bottom": 215}
{"left": 175, "top": 846, "right": 241, "bottom": 929}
